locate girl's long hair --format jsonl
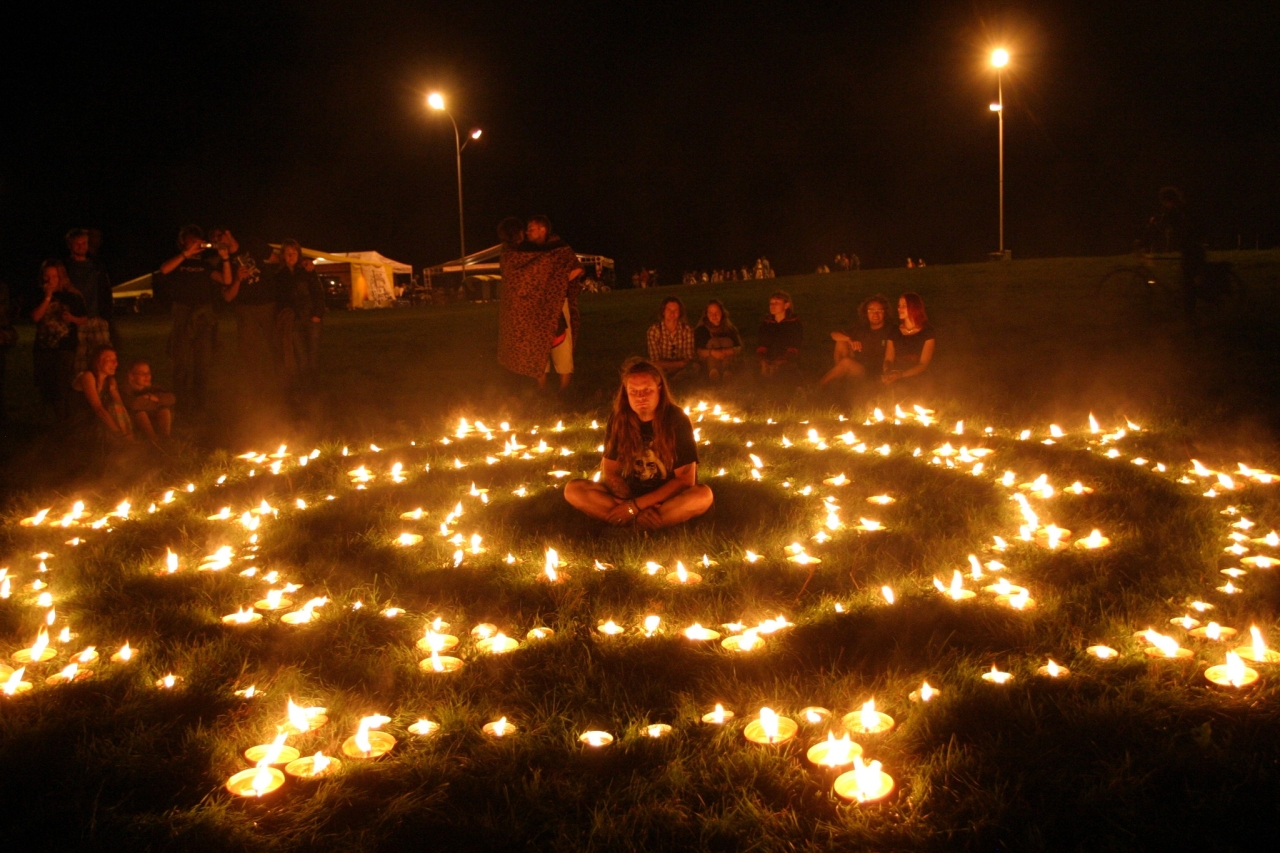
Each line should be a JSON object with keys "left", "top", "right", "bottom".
{"left": 900, "top": 292, "right": 928, "bottom": 327}
{"left": 606, "top": 357, "right": 677, "bottom": 477}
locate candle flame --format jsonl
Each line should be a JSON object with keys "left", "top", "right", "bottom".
{"left": 919, "top": 681, "right": 937, "bottom": 701}
{"left": 310, "top": 751, "right": 331, "bottom": 774}
{"left": 859, "top": 699, "right": 879, "bottom": 731}
{"left": 30, "top": 628, "right": 50, "bottom": 659}
{"left": 851, "top": 754, "right": 884, "bottom": 801}
{"left": 492, "top": 716, "right": 509, "bottom": 736}
{"left": 1251, "top": 625, "right": 1269, "bottom": 660}
{"left": 1144, "top": 629, "right": 1181, "bottom": 657}
{"left": 881, "top": 585, "right": 895, "bottom": 604}
{"left": 354, "top": 714, "right": 390, "bottom": 753}
{"left": 759, "top": 707, "right": 779, "bottom": 739}
{"left": 2, "top": 668, "right": 26, "bottom": 695}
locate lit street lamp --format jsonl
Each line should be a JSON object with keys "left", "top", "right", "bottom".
{"left": 989, "top": 48, "right": 1009, "bottom": 259}
{"left": 427, "top": 93, "right": 483, "bottom": 283}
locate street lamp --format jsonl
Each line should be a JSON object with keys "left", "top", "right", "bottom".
{"left": 989, "top": 49, "right": 1009, "bottom": 258}
{"left": 427, "top": 92, "right": 482, "bottom": 283}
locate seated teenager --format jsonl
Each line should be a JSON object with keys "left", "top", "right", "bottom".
{"left": 73, "top": 346, "right": 133, "bottom": 443}
{"left": 646, "top": 297, "right": 696, "bottom": 377}
{"left": 756, "top": 290, "right": 803, "bottom": 377}
{"left": 882, "top": 292, "right": 936, "bottom": 387}
{"left": 564, "top": 358, "right": 713, "bottom": 530}
{"left": 122, "top": 359, "right": 176, "bottom": 441}
{"left": 694, "top": 299, "right": 742, "bottom": 382}
{"left": 820, "top": 294, "right": 891, "bottom": 386}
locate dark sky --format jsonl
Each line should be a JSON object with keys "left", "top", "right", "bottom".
{"left": 3, "top": 0, "right": 1278, "bottom": 290}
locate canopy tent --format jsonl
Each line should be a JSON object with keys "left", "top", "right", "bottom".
{"left": 424, "top": 245, "right": 614, "bottom": 289}
{"left": 111, "top": 248, "right": 414, "bottom": 309}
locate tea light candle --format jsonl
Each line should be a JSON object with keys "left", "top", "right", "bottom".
{"left": 996, "top": 590, "right": 1036, "bottom": 610}
{"left": 400, "top": 508, "right": 426, "bottom": 520}
{"left": 419, "top": 652, "right": 464, "bottom": 673}
{"left": 526, "top": 627, "right": 554, "bottom": 641}
{"left": 342, "top": 715, "right": 395, "bottom": 758}
{"left": 12, "top": 629, "right": 56, "bottom": 664}
{"left": 416, "top": 631, "right": 460, "bottom": 653}
{"left": 935, "top": 571, "right": 975, "bottom": 601}
{"left": 702, "top": 703, "right": 734, "bottom": 724}
{"left": 1170, "top": 615, "right": 1201, "bottom": 630}
{"left": 1087, "top": 645, "right": 1118, "bottom": 660}
{"left": 643, "top": 723, "right": 672, "bottom": 738}
{"left": 282, "top": 699, "right": 328, "bottom": 735}
{"left": 1037, "top": 659, "right": 1070, "bottom": 678}
{"left": 841, "top": 699, "right": 894, "bottom": 735}
{"left": 395, "top": 533, "right": 423, "bottom": 546}
{"left": 799, "top": 706, "right": 831, "bottom": 725}
{"left": 407, "top": 719, "right": 440, "bottom": 736}
{"left": 579, "top": 730, "right": 614, "bottom": 747}
{"left": 683, "top": 623, "right": 721, "bottom": 641}
{"left": 909, "top": 681, "right": 939, "bottom": 702}
{"left": 823, "top": 474, "right": 849, "bottom": 486}
{"left": 743, "top": 707, "right": 797, "bottom": 744}
{"left": 1189, "top": 622, "right": 1236, "bottom": 641}
{"left": 666, "top": 562, "right": 702, "bottom": 585}
{"left": 1075, "top": 529, "right": 1110, "bottom": 549}
{"left": 983, "top": 579, "right": 1028, "bottom": 597}
{"left": 982, "top": 664, "right": 1013, "bottom": 684}
{"left": 866, "top": 495, "right": 895, "bottom": 505}
{"left": 597, "top": 619, "right": 626, "bottom": 636}
{"left": 45, "top": 662, "right": 91, "bottom": 685}
{"left": 1235, "top": 626, "right": 1280, "bottom": 663}
{"left": 226, "top": 765, "right": 284, "bottom": 797}
{"left": 1142, "top": 629, "right": 1193, "bottom": 659}
{"left": 476, "top": 633, "right": 520, "bottom": 654}
{"left": 833, "top": 755, "right": 895, "bottom": 803}
{"left": 483, "top": 716, "right": 516, "bottom": 738}
{"left": 222, "top": 607, "right": 262, "bottom": 626}
{"left": 721, "top": 630, "right": 763, "bottom": 652}
{"left": 244, "top": 732, "right": 299, "bottom": 765}
{"left": 285, "top": 751, "right": 341, "bottom": 779}
{"left": 853, "top": 518, "right": 884, "bottom": 532}
{"left": 1204, "top": 651, "right": 1259, "bottom": 688}
{"left": 110, "top": 642, "right": 135, "bottom": 663}
{"left": 806, "top": 732, "right": 862, "bottom": 768}
{"left": 254, "top": 589, "right": 292, "bottom": 611}
{"left": 2, "top": 667, "right": 32, "bottom": 695}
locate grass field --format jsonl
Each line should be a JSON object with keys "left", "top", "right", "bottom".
{"left": 2, "top": 252, "right": 1280, "bottom": 851}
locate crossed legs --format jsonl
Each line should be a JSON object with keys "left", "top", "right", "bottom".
{"left": 564, "top": 479, "right": 714, "bottom": 529}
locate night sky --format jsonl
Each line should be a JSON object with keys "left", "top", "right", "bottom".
{"left": 4, "top": 0, "right": 1278, "bottom": 293}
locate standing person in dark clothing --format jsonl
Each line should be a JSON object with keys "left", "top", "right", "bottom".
{"left": 155, "top": 225, "right": 227, "bottom": 411}
{"left": 756, "top": 290, "right": 803, "bottom": 378}
{"left": 32, "top": 260, "right": 88, "bottom": 420}
{"left": 273, "top": 239, "right": 325, "bottom": 393}
{"left": 211, "top": 228, "right": 277, "bottom": 387}
{"left": 64, "top": 228, "right": 113, "bottom": 323}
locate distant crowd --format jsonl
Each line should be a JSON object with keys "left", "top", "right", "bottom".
{"left": 0, "top": 226, "right": 327, "bottom": 452}
{"left": 680, "top": 257, "right": 776, "bottom": 285}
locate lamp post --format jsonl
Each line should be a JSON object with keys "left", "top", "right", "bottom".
{"left": 427, "top": 92, "right": 483, "bottom": 284}
{"left": 989, "top": 48, "right": 1009, "bottom": 258}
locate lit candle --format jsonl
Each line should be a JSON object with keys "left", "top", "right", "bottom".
{"left": 1142, "top": 629, "right": 1193, "bottom": 659}
{"left": 12, "top": 628, "right": 56, "bottom": 664}
{"left": 1204, "top": 651, "right": 1259, "bottom": 688}
{"left": 909, "top": 681, "right": 939, "bottom": 703}
{"left": 1075, "top": 529, "right": 1110, "bottom": 549}
{"left": 982, "top": 664, "right": 1013, "bottom": 684}
{"left": 667, "top": 561, "right": 702, "bottom": 585}
{"left": 45, "top": 662, "right": 90, "bottom": 685}
{"left": 866, "top": 495, "right": 895, "bottom": 505}
{"left": 833, "top": 754, "right": 895, "bottom": 803}
{"left": 799, "top": 706, "right": 831, "bottom": 725}
{"left": 342, "top": 715, "right": 395, "bottom": 758}
{"left": 1087, "top": 645, "right": 1119, "bottom": 660}
{"left": 579, "top": 730, "right": 614, "bottom": 747}
{"left": 254, "top": 588, "right": 293, "bottom": 611}
{"left": 282, "top": 699, "right": 328, "bottom": 735}
{"left": 1037, "top": 659, "right": 1069, "bottom": 678}
{"left": 853, "top": 518, "right": 884, "bottom": 532}
{"left": 526, "top": 626, "right": 554, "bottom": 641}
{"left": 702, "top": 704, "right": 734, "bottom": 724}
{"left": 644, "top": 723, "right": 672, "bottom": 738}
{"left": 408, "top": 719, "right": 440, "bottom": 736}
{"left": 597, "top": 619, "right": 626, "bottom": 636}
{"left": 743, "top": 707, "right": 797, "bottom": 744}
{"left": 2, "top": 667, "right": 32, "bottom": 695}
{"left": 110, "top": 642, "right": 135, "bottom": 663}
{"left": 395, "top": 533, "right": 423, "bottom": 546}
{"left": 285, "top": 750, "right": 341, "bottom": 780}
{"left": 806, "top": 732, "right": 861, "bottom": 768}
{"left": 483, "top": 716, "right": 516, "bottom": 738}
{"left": 934, "top": 571, "right": 975, "bottom": 601}
{"left": 226, "top": 764, "right": 285, "bottom": 797}
{"left": 1235, "top": 626, "right": 1280, "bottom": 664}
{"left": 222, "top": 607, "right": 262, "bottom": 626}
{"left": 244, "top": 731, "right": 300, "bottom": 766}
{"left": 841, "top": 699, "right": 894, "bottom": 735}
{"left": 476, "top": 632, "right": 520, "bottom": 654}
{"left": 683, "top": 623, "right": 721, "bottom": 641}
{"left": 721, "top": 629, "right": 763, "bottom": 652}
{"left": 1189, "top": 622, "right": 1236, "bottom": 641}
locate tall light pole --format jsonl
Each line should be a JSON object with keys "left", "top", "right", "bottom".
{"left": 989, "top": 48, "right": 1009, "bottom": 258}
{"left": 427, "top": 92, "right": 482, "bottom": 283}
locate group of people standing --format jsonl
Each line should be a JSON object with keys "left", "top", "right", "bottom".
{"left": 155, "top": 226, "right": 326, "bottom": 412}
{"left": 681, "top": 257, "right": 776, "bottom": 285}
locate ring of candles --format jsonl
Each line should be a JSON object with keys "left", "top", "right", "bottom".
{"left": 226, "top": 767, "right": 285, "bottom": 797}
{"left": 342, "top": 731, "right": 395, "bottom": 759}
{"left": 285, "top": 753, "right": 342, "bottom": 779}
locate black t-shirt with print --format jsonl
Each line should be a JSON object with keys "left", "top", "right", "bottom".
{"left": 605, "top": 406, "right": 699, "bottom": 496}
{"left": 156, "top": 254, "right": 218, "bottom": 307}
{"left": 230, "top": 246, "right": 273, "bottom": 306}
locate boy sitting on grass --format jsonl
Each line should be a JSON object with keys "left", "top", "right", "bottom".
{"left": 121, "top": 360, "right": 176, "bottom": 441}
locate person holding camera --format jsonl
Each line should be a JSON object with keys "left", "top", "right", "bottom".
{"left": 156, "top": 225, "right": 228, "bottom": 411}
